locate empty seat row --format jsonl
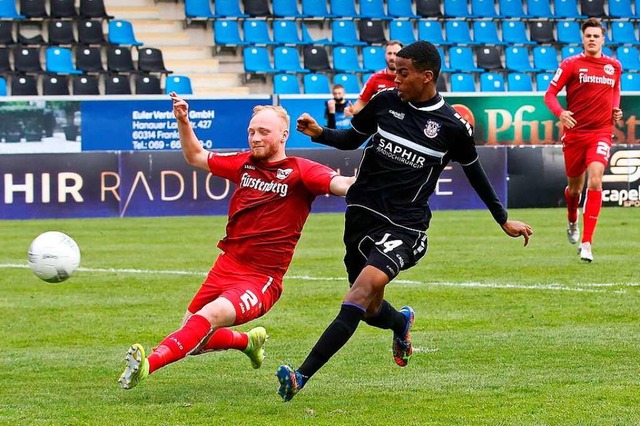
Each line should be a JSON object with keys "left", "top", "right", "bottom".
{"left": 274, "top": 71, "right": 372, "bottom": 94}
{"left": 0, "top": 0, "right": 113, "bottom": 20}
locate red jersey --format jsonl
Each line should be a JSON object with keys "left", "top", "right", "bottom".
{"left": 207, "top": 152, "right": 337, "bottom": 277}
{"left": 360, "top": 68, "right": 396, "bottom": 103}
{"left": 544, "top": 52, "right": 622, "bottom": 134}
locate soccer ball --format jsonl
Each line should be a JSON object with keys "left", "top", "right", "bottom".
{"left": 28, "top": 231, "right": 81, "bottom": 283}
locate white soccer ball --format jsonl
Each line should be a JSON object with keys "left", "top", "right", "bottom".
{"left": 28, "top": 231, "right": 81, "bottom": 283}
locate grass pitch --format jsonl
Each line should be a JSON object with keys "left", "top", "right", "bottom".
{"left": 0, "top": 207, "right": 638, "bottom": 425}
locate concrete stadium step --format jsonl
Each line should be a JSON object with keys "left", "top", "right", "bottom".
{"left": 128, "top": 19, "right": 183, "bottom": 34}
{"left": 165, "top": 58, "right": 221, "bottom": 74}
{"left": 160, "top": 46, "right": 215, "bottom": 61}
{"left": 188, "top": 73, "right": 244, "bottom": 90}
{"left": 138, "top": 31, "right": 191, "bottom": 46}
{"left": 107, "top": 6, "right": 160, "bottom": 19}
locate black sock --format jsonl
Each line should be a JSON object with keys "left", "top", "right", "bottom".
{"left": 364, "top": 300, "right": 406, "bottom": 336}
{"left": 298, "top": 303, "right": 365, "bottom": 380}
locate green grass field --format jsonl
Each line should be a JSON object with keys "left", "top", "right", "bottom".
{"left": 1, "top": 208, "right": 638, "bottom": 425}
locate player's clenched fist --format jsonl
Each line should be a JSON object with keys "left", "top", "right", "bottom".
{"left": 296, "top": 113, "right": 323, "bottom": 138}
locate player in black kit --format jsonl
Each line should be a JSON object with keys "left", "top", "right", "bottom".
{"left": 276, "top": 41, "right": 533, "bottom": 402}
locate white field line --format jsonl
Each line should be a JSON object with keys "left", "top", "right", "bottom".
{"left": 2, "top": 263, "right": 634, "bottom": 293}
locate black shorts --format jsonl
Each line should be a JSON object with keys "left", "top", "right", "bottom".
{"left": 343, "top": 207, "right": 428, "bottom": 284}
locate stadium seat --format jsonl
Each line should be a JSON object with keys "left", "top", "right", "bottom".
{"left": 303, "top": 72, "right": 330, "bottom": 94}
{"left": 273, "top": 0, "right": 305, "bottom": 18}
{"left": 471, "top": 0, "right": 498, "bottom": 18}
{"left": 184, "top": 0, "right": 216, "bottom": 25}
{"left": 273, "top": 46, "right": 309, "bottom": 73}
{"left": 20, "top": 0, "right": 47, "bottom": 18}
{"left": 388, "top": 0, "right": 419, "bottom": 18}
{"left": 362, "top": 45, "right": 385, "bottom": 72}
{"left": 525, "top": 0, "right": 552, "bottom": 19}
{"left": 446, "top": 20, "right": 475, "bottom": 45}
{"left": 106, "top": 46, "right": 135, "bottom": 73}
{"left": 505, "top": 46, "right": 538, "bottom": 72}
{"left": 301, "top": 22, "right": 332, "bottom": 45}
{"left": 73, "top": 75, "right": 100, "bottom": 95}
{"left": 530, "top": 21, "right": 555, "bottom": 44}
{"left": 273, "top": 20, "right": 305, "bottom": 46}
{"left": 43, "top": 74, "right": 70, "bottom": 95}
{"left": 498, "top": 0, "right": 526, "bottom": 18}
{"left": 557, "top": 21, "right": 581, "bottom": 45}
{"left": 416, "top": 0, "right": 442, "bottom": 17}
{"left": 77, "top": 19, "right": 106, "bottom": 45}
{"left": 214, "top": 0, "right": 249, "bottom": 18}
{"left": 418, "top": 20, "right": 450, "bottom": 45}
{"left": 362, "top": 72, "right": 373, "bottom": 83}
{"left": 389, "top": 20, "right": 417, "bottom": 46}
{"left": 332, "top": 46, "right": 363, "bottom": 73}
{"left": 554, "top": 0, "right": 587, "bottom": 19}
{"left": 303, "top": 45, "right": 331, "bottom": 72}
{"left": 359, "top": 0, "right": 391, "bottom": 19}
{"left": 11, "top": 74, "right": 38, "bottom": 96}
{"left": 79, "top": 0, "right": 113, "bottom": 19}
{"left": 273, "top": 73, "right": 301, "bottom": 94}
{"left": 438, "top": 46, "right": 453, "bottom": 72}
{"left": 108, "top": 19, "right": 143, "bottom": 46}
{"left": 501, "top": 21, "right": 535, "bottom": 45}
{"left": 0, "top": 0, "right": 25, "bottom": 18}
{"left": 450, "top": 72, "right": 476, "bottom": 91}
{"left": 138, "top": 47, "right": 172, "bottom": 75}
{"left": 602, "top": 46, "right": 613, "bottom": 57}
{"left": 49, "top": 0, "right": 78, "bottom": 19}
{"left": 17, "top": 27, "right": 45, "bottom": 46}
{"left": 301, "top": 0, "right": 335, "bottom": 18}
{"left": 0, "top": 21, "right": 15, "bottom": 45}
{"left": 243, "top": 19, "right": 276, "bottom": 46}
{"left": 333, "top": 73, "right": 360, "bottom": 93}
{"left": 135, "top": 74, "right": 162, "bottom": 94}
{"left": 507, "top": 72, "right": 533, "bottom": 91}
{"left": 359, "top": 19, "right": 387, "bottom": 44}
{"left": 480, "top": 72, "right": 505, "bottom": 92}
{"left": 475, "top": 46, "right": 503, "bottom": 70}
{"left": 46, "top": 46, "right": 82, "bottom": 74}
{"left": 214, "top": 20, "right": 248, "bottom": 51}
{"left": 448, "top": 46, "right": 482, "bottom": 72}
{"left": 243, "top": 46, "right": 275, "bottom": 74}
{"left": 579, "top": 0, "right": 606, "bottom": 18}
{"left": 0, "top": 76, "right": 7, "bottom": 95}
{"left": 561, "top": 45, "right": 579, "bottom": 60}
{"left": 105, "top": 74, "right": 131, "bottom": 95}
{"left": 608, "top": 0, "right": 634, "bottom": 19}
{"left": 532, "top": 46, "right": 559, "bottom": 72}
{"left": 473, "top": 21, "right": 505, "bottom": 45}
{"left": 13, "top": 47, "right": 42, "bottom": 73}
{"left": 332, "top": 19, "right": 366, "bottom": 46}
{"left": 330, "top": 0, "right": 357, "bottom": 18}
{"left": 611, "top": 22, "right": 640, "bottom": 46}
{"left": 443, "top": 0, "right": 472, "bottom": 18}
{"left": 0, "top": 48, "right": 12, "bottom": 73}
{"left": 536, "top": 72, "right": 553, "bottom": 91}
{"left": 616, "top": 46, "right": 640, "bottom": 71}
{"left": 164, "top": 75, "right": 193, "bottom": 95}
{"left": 620, "top": 73, "right": 640, "bottom": 91}
{"left": 243, "top": 0, "right": 271, "bottom": 17}
{"left": 76, "top": 46, "right": 104, "bottom": 73}
{"left": 47, "top": 20, "right": 76, "bottom": 45}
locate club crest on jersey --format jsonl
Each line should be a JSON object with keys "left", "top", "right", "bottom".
{"left": 604, "top": 64, "right": 614, "bottom": 75}
{"left": 276, "top": 168, "right": 293, "bottom": 180}
{"left": 423, "top": 120, "right": 441, "bottom": 139}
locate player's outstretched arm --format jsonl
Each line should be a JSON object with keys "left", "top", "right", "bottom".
{"left": 296, "top": 113, "right": 324, "bottom": 138}
{"left": 501, "top": 220, "right": 533, "bottom": 246}
{"left": 329, "top": 175, "right": 356, "bottom": 197}
{"left": 170, "top": 92, "right": 210, "bottom": 172}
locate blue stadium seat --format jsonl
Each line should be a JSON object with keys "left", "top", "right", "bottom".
{"left": 273, "top": 0, "right": 305, "bottom": 18}
{"left": 387, "top": 0, "right": 418, "bottom": 18}
{"left": 608, "top": 0, "right": 634, "bottom": 18}
{"left": 389, "top": 20, "right": 417, "bottom": 45}
{"left": 532, "top": 46, "right": 559, "bottom": 72}
{"left": 473, "top": 21, "right": 505, "bottom": 45}
{"left": 333, "top": 73, "right": 360, "bottom": 93}
{"left": 502, "top": 21, "right": 535, "bottom": 45}
{"left": 557, "top": 21, "right": 582, "bottom": 45}
{"left": 620, "top": 73, "right": 640, "bottom": 91}
{"left": 301, "top": 0, "right": 335, "bottom": 18}
{"left": 480, "top": 72, "right": 505, "bottom": 91}
{"left": 471, "top": 0, "right": 498, "bottom": 18}
{"left": 445, "top": 20, "right": 476, "bottom": 45}
{"left": 418, "top": 20, "right": 450, "bottom": 45}
{"left": 243, "top": 19, "right": 276, "bottom": 46}
{"left": 617, "top": 46, "right": 640, "bottom": 71}
{"left": 332, "top": 46, "right": 363, "bottom": 73}
{"left": 561, "top": 45, "right": 579, "bottom": 60}
{"left": 505, "top": 46, "right": 538, "bottom": 72}
{"left": 554, "top": 0, "right": 587, "bottom": 19}
{"left": 273, "top": 20, "right": 306, "bottom": 46}
{"left": 362, "top": 72, "right": 374, "bottom": 84}
{"left": 214, "top": 20, "right": 248, "bottom": 49}
{"left": 273, "top": 73, "right": 301, "bottom": 94}
{"left": 450, "top": 72, "right": 476, "bottom": 91}
{"left": 332, "top": 19, "right": 366, "bottom": 46}
{"left": 602, "top": 46, "right": 613, "bottom": 57}
{"left": 108, "top": 19, "right": 143, "bottom": 46}
{"left": 443, "top": 0, "right": 472, "bottom": 18}
{"left": 214, "top": 0, "right": 249, "bottom": 18}
{"left": 303, "top": 72, "right": 330, "bottom": 94}
{"left": 45, "top": 46, "right": 82, "bottom": 74}
{"left": 507, "top": 72, "right": 533, "bottom": 91}
{"left": 359, "top": 0, "right": 391, "bottom": 19}
{"left": 498, "top": 0, "right": 526, "bottom": 18}
{"left": 448, "top": 46, "right": 483, "bottom": 72}
{"left": 0, "top": 76, "right": 6, "bottom": 96}
{"left": 0, "top": 0, "right": 25, "bottom": 18}
{"left": 243, "top": 46, "right": 275, "bottom": 74}
{"left": 165, "top": 75, "right": 193, "bottom": 95}
{"left": 330, "top": 0, "right": 357, "bottom": 17}
{"left": 536, "top": 72, "right": 553, "bottom": 91}
{"left": 611, "top": 21, "right": 640, "bottom": 46}
{"left": 301, "top": 22, "right": 333, "bottom": 45}
{"left": 362, "top": 45, "right": 385, "bottom": 71}
{"left": 438, "top": 47, "right": 453, "bottom": 72}
{"left": 184, "top": 0, "right": 216, "bottom": 25}
{"left": 525, "top": 0, "right": 552, "bottom": 19}
{"left": 274, "top": 46, "right": 309, "bottom": 73}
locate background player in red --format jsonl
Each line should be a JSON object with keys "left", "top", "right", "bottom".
{"left": 118, "top": 93, "right": 355, "bottom": 390}
{"left": 544, "top": 17, "right": 623, "bottom": 262}
{"left": 345, "top": 40, "right": 403, "bottom": 116}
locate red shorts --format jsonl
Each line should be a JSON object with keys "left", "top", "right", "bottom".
{"left": 187, "top": 253, "right": 283, "bottom": 326}
{"left": 561, "top": 132, "right": 612, "bottom": 178}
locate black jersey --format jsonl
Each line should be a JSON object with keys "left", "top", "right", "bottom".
{"left": 348, "top": 88, "right": 478, "bottom": 231}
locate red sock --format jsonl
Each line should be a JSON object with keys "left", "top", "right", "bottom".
{"left": 565, "top": 186, "right": 581, "bottom": 223}
{"left": 197, "top": 328, "right": 249, "bottom": 353}
{"left": 147, "top": 314, "right": 212, "bottom": 374}
{"left": 582, "top": 189, "right": 602, "bottom": 244}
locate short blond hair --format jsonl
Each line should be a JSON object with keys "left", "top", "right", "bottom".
{"left": 252, "top": 105, "right": 291, "bottom": 131}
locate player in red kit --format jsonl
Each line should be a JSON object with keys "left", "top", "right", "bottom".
{"left": 118, "top": 93, "right": 355, "bottom": 390}
{"left": 345, "top": 40, "right": 403, "bottom": 116}
{"left": 544, "top": 17, "right": 623, "bottom": 262}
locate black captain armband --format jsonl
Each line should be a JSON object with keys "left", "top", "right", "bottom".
{"left": 311, "top": 127, "right": 368, "bottom": 150}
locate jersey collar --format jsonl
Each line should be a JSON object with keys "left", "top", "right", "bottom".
{"left": 408, "top": 93, "right": 445, "bottom": 112}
